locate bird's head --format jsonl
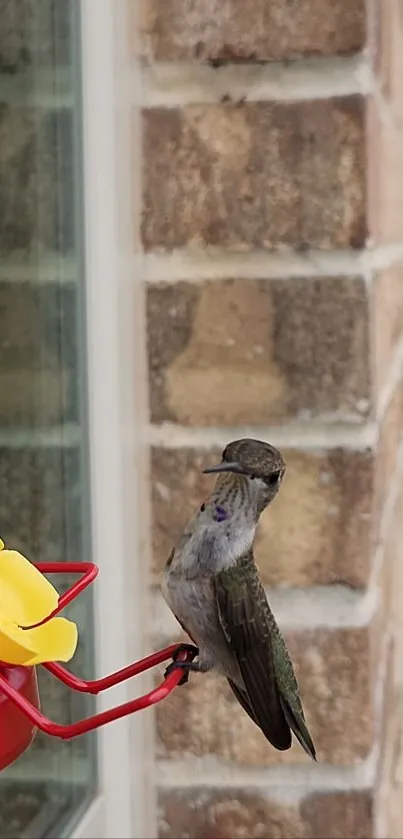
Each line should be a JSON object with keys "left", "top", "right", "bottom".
{"left": 203, "top": 438, "right": 286, "bottom": 513}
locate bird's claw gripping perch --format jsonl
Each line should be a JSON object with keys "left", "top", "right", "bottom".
{"left": 164, "top": 644, "right": 199, "bottom": 686}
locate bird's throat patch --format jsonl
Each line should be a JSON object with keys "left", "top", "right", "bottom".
{"left": 214, "top": 505, "right": 229, "bottom": 523}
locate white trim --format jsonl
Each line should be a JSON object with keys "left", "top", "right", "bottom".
{"left": 77, "top": 1, "right": 149, "bottom": 837}
{"left": 70, "top": 798, "right": 104, "bottom": 839}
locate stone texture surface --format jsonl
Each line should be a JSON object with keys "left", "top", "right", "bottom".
{"left": 0, "top": 447, "right": 82, "bottom": 563}
{"left": 156, "top": 626, "right": 373, "bottom": 765}
{"left": 375, "top": 382, "right": 403, "bottom": 520}
{"left": 0, "top": 282, "right": 77, "bottom": 426}
{"left": 0, "top": 106, "right": 73, "bottom": 255}
{"left": 143, "top": 0, "right": 366, "bottom": 63}
{"left": 142, "top": 98, "right": 366, "bottom": 251}
{"left": 151, "top": 446, "right": 374, "bottom": 587}
{"left": 387, "top": 487, "right": 403, "bottom": 679}
{"left": 0, "top": 0, "right": 71, "bottom": 72}
{"left": 370, "top": 0, "right": 403, "bottom": 129}
{"left": 373, "top": 262, "right": 403, "bottom": 400}
{"left": 376, "top": 483, "right": 403, "bottom": 674}
{"left": 377, "top": 648, "right": 403, "bottom": 839}
{"left": 147, "top": 278, "right": 370, "bottom": 425}
{"left": 143, "top": 0, "right": 403, "bottom": 833}
{"left": 159, "top": 789, "right": 373, "bottom": 839}
{"left": 375, "top": 480, "right": 403, "bottom": 837}
{"left": 367, "top": 97, "right": 403, "bottom": 245}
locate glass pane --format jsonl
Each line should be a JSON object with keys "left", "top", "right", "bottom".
{"left": 0, "top": 2, "right": 97, "bottom": 837}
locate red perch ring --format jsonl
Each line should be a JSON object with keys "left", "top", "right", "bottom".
{"left": 0, "top": 561, "right": 195, "bottom": 770}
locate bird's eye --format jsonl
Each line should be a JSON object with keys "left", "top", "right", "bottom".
{"left": 265, "top": 471, "right": 281, "bottom": 486}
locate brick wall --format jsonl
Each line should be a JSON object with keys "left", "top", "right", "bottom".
{"left": 135, "top": 1, "right": 403, "bottom": 836}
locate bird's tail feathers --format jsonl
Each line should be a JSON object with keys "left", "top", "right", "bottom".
{"left": 280, "top": 697, "right": 317, "bottom": 761}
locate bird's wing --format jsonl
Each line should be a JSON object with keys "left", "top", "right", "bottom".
{"left": 226, "top": 678, "right": 258, "bottom": 724}
{"left": 279, "top": 695, "right": 316, "bottom": 760}
{"left": 269, "top": 616, "right": 317, "bottom": 760}
{"left": 214, "top": 561, "right": 291, "bottom": 751}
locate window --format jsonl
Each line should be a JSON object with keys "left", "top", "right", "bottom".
{"left": 0, "top": 3, "right": 97, "bottom": 836}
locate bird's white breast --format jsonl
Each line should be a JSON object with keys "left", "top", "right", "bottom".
{"left": 176, "top": 521, "right": 256, "bottom": 575}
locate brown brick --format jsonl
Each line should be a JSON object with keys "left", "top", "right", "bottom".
{"left": 159, "top": 790, "right": 304, "bottom": 839}
{"left": 301, "top": 791, "right": 373, "bottom": 839}
{"left": 142, "top": 98, "right": 366, "bottom": 251}
{"left": 147, "top": 278, "right": 370, "bottom": 425}
{"left": 143, "top": 0, "right": 366, "bottom": 63}
{"left": 373, "top": 263, "right": 403, "bottom": 400}
{"left": 159, "top": 789, "right": 373, "bottom": 839}
{"left": 367, "top": 98, "right": 403, "bottom": 245}
{"left": 151, "top": 446, "right": 374, "bottom": 587}
{"left": 156, "top": 626, "right": 373, "bottom": 765}
{"left": 152, "top": 447, "right": 217, "bottom": 574}
{"left": 256, "top": 448, "right": 373, "bottom": 588}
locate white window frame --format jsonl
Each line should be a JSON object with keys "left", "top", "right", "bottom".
{"left": 71, "top": 2, "right": 152, "bottom": 837}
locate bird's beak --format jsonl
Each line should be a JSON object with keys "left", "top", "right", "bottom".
{"left": 203, "top": 462, "right": 246, "bottom": 475}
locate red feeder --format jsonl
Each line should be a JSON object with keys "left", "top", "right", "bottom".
{"left": 0, "top": 562, "right": 195, "bottom": 771}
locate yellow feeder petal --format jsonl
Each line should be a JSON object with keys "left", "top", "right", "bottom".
{"left": 0, "top": 621, "right": 39, "bottom": 665}
{"left": 0, "top": 550, "right": 59, "bottom": 626}
{"left": 24, "top": 617, "right": 78, "bottom": 665}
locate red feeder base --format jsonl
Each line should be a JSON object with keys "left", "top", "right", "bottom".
{"left": 0, "top": 665, "right": 39, "bottom": 770}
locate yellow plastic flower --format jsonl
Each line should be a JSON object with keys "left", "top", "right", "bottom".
{"left": 0, "top": 539, "right": 78, "bottom": 666}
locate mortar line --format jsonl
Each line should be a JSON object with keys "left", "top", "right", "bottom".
{"left": 143, "top": 245, "right": 403, "bottom": 283}
{"left": 156, "top": 749, "right": 377, "bottom": 792}
{"left": 139, "top": 54, "right": 371, "bottom": 107}
{"left": 147, "top": 422, "right": 378, "bottom": 451}
{"left": 151, "top": 582, "right": 378, "bottom": 638}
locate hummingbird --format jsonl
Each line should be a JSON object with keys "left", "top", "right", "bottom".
{"left": 162, "top": 438, "right": 316, "bottom": 760}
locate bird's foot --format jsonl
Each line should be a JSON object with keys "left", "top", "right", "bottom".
{"left": 164, "top": 660, "right": 193, "bottom": 685}
{"left": 172, "top": 643, "right": 199, "bottom": 662}
{"left": 164, "top": 644, "right": 199, "bottom": 686}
